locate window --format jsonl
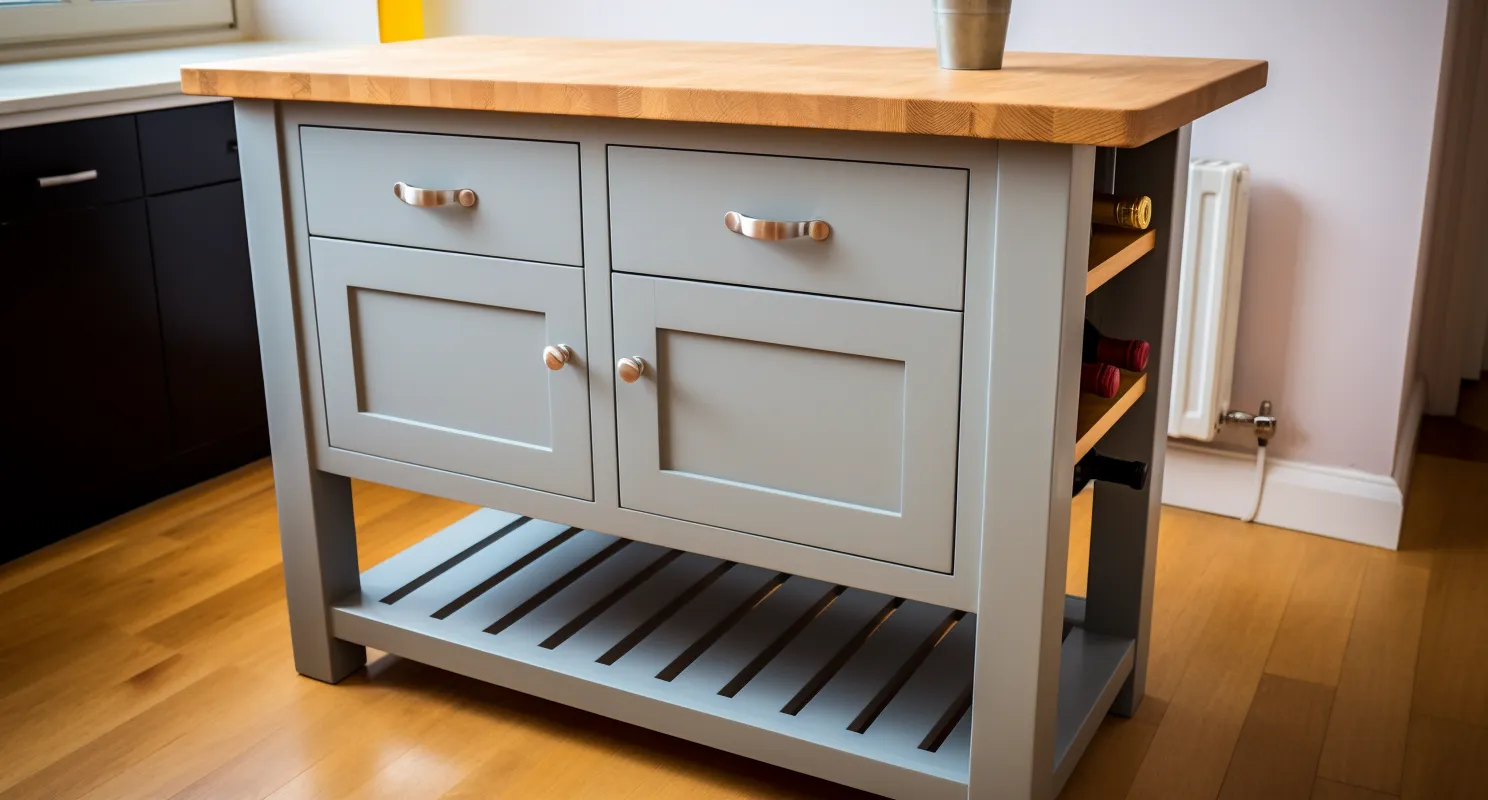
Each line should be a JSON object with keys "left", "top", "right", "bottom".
{"left": 0, "top": 0, "right": 235, "bottom": 46}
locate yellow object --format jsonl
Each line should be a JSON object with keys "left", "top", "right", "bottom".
{"left": 378, "top": 0, "right": 423, "bottom": 43}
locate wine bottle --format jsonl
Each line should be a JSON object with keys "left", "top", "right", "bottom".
{"left": 1080, "top": 362, "right": 1120, "bottom": 398}
{"left": 1084, "top": 320, "right": 1150, "bottom": 373}
{"left": 1092, "top": 193, "right": 1152, "bottom": 230}
{"left": 1072, "top": 451, "right": 1150, "bottom": 496}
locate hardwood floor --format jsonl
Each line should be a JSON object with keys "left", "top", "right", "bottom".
{"left": 1, "top": 413, "right": 1485, "bottom": 798}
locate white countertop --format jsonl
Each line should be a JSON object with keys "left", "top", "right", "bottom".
{"left": 0, "top": 41, "right": 333, "bottom": 129}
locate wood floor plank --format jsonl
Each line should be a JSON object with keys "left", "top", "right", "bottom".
{"left": 1408, "top": 458, "right": 1488, "bottom": 728}
{"left": 1129, "top": 506, "right": 1233, "bottom": 725}
{"left": 137, "top": 564, "right": 285, "bottom": 650}
{"left": 0, "top": 646, "right": 194, "bottom": 792}
{"left": 0, "top": 532, "right": 191, "bottom": 643}
{"left": 1315, "top": 554, "right": 1431, "bottom": 795}
{"left": 0, "top": 446, "right": 1483, "bottom": 800}
{"left": 0, "top": 461, "right": 272, "bottom": 596}
{"left": 0, "top": 622, "right": 176, "bottom": 704}
{"left": 1057, "top": 716, "right": 1160, "bottom": 800}
{"left": 1264, "top": 537, "right": 1370, "bottom": 686}
{"left": 172, "top": 659, "right": 456, "bottom": 800}
{"left": 336, "top": 695, "right": 524, "bottom": 800}
{"left": 1124, "top": 523, "right": 1307, "bottom": 800}
{"left": 1217, "top": 675, "right": 1336, "bottom": 800}
{"left": 1310, "top": 778, "right": 1396, "bottom": 800}
{"left": 0, "top": 664, "right": 311, "bottom": 800}
{"left": 1398, "top": 715, "right": 1488, "bottom": 800}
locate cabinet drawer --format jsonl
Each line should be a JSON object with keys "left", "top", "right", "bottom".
{"left": 300, "top": 127, "right": 582, "bottom": 266}
{"left": 137, "top": 102, "right": 240, "bottom": 195}
{"left": 311, "top": 238, "right": 592, "bottom": 500}
{"left": 612, "top": 274, "right": 961, "bottom": 571}
{"left": 608, "top": 146, "right": 968, "bottom": 310}
{"left": 0, "top": 115, "right": 143, "bottom": 221}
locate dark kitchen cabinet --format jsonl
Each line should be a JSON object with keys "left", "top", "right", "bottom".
{"left": 1, "top": 103, "right": 267, "bottom": 563}
{"left": 149, "top": 182, "right": 266, "bottom": 453}
{"left": 1, "top": 201, "right": 173, "bottom": 499}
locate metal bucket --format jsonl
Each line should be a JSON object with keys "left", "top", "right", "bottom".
{"left": 934, "top": 0, "right": 1012, "bottom": 70}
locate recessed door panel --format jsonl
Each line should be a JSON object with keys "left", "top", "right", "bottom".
{"left": 312, "top": 238, "right": 592, "bottom": 500}
{"left": 613, "top": 274, "right": 961, "bottom": 571}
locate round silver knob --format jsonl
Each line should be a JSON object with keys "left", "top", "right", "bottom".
{"left": 617, "top": 357, "right": 647, "bottom": 383}
{"left": 543, "top": 344, "right": 573, "bottom": 371}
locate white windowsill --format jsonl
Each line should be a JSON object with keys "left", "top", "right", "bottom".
{"left": 0, "top": 40, "right": 339, "bottom": 130}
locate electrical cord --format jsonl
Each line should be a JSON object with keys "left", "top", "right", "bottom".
{"left": 1239, "top": 440, "right": 1267, "bottom": 523}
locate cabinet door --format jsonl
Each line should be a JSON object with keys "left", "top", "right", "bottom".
{"left": 148, "top": 181, "right": 265, "bottom": 453}
{"left": 0, "top": 201, "right": 171, "bottom": 533}
{"left": 311, "top": 238, "right": 593, "bottom": 500}
{"left": 612, "top": 274, "right": 962, "bottom": 572}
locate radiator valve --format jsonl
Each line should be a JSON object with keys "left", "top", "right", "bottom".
{"left": 1222, "top": 400, "right": 1277, "bottom": 445}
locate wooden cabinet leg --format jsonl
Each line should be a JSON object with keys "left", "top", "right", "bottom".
{"left": 275, "top": 467, "right": 365, "bottom": 683}
{"left": 237, "top": 98, "right": 365, "bottom": 683}
{"left": 970, "top": 141, "right": 1094, "bottom": 800}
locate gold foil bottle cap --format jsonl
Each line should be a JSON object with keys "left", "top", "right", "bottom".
{"left": 1117, "top": 196, "right": 1153, "bottom": 230}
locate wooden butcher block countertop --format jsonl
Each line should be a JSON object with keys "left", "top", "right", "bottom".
{"left": 181, "top": 36, "right": 1267, "bottom": 147}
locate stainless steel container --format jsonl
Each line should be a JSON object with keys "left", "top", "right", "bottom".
{"left": 934, "top": 0, "right": 1012, "bottom": 70}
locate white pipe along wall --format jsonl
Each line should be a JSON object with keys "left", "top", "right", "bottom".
{"left": 251, "top": 0, "right": 1452, "bottom": 547}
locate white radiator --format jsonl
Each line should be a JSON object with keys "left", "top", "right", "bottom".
{"left": 1168, "top": 160, "right": 1251, "bottom": 441}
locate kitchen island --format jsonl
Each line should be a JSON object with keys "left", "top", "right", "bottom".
{"left": 184, "top": 36, "right": 1265, "bottom": 800}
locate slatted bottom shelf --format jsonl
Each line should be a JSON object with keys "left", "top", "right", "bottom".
{"left": 331, "top": 509, "right": 1134, "bottom": 800}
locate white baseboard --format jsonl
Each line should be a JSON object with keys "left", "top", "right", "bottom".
{"left": 1162, "top": 443, "right": 1404, "bottom": 550}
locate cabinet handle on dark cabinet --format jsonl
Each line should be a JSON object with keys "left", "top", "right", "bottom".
{"left": 37, "top": 169, "right": 99, "bottom": 188}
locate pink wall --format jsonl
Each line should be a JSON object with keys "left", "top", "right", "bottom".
{"left": 420, "top": 0, "right": 1450, "bottom": 475}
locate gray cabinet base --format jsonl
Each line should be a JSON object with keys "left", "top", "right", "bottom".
{"left": 331, "top": 508, "right": 1132, "bottom": 800}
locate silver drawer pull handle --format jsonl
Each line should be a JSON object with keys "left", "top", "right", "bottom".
{"left": 392, "top": 182, "right": 477, "bottom": 208}
{"left": 37, "top": 169, "right": 99, "bottom": 189}
{"left": 723, "top": 210, "right": 831, "bottom": 242}
{"left": 617, "top": 357, "right": 646, "bottom": 384}
{"left": 543, "top": 344, "right": 573, "bottom": 371}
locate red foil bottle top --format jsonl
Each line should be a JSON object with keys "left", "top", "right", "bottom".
{"left": 1097, "top": 337, "right": 1150, "bottom": 373}
{"left": 1081, "top": 363, "right": 1121, "bottom": 398}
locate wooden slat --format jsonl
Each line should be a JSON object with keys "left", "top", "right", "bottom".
{"left": 552, "top": 552, "right": 726, "bottom": 662}
{"left": 606, "top": 563, "right": 781, "bottom": 674}
{"left": 730, "top": 589, "right": 895, "bottom": 710}
{"left": 362, "top": 519, "right": 569, "bottom": 619}
{"left": 1075, "top": 370, "right": 1147, "bottom": 462}
{"left": 1087, "top": 228, "right": 1157, "bottom": 295}
{"left": 666, "top": 575, "right": 837, "bottom": 695}
{"left": 862, "top": 616, "right": 976, "bottom": 751}
{"left": 356, "top": 509, "right": 527, "bottom": 601}
{"left": 180, "top": 37, "right": 1268, "bottom": 148}
{"left": 792, "top": 601, "right": 953, "bottom": 729}
{"left": 493, "top": 541, "right": 673, "bottom": 647}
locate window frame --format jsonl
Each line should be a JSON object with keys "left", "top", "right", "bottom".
{"left": 0, "top": 0, "right": 236, "bottom": 46}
